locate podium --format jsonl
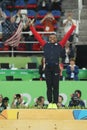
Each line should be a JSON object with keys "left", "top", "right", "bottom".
{"left": 0, "top": 109, "right": 87, "bottom": 130}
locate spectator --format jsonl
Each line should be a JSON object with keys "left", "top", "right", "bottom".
{"left": 11, "top": 94, "right": 29, "bottom": 108}
{"left": 57, "top": 95, "right": 65, "bottom": 108}
{"left": 0, "top": 97, "right": 10, "bottom": 112}
{"left": 14, "top": 9, "right": 34, "bottom": 52}
{"left": 1, "top": 15, "right": 23, "bottom": 47}
{"left": 63, "top": 11, "right": 78, "bottom": 43}
{"left": 61, "top": 41, "right": 75, "bottom": 69}
{"left": 66, "top": 58, "right": 79, "bottom": 80}
{"left": 39, "top": 57, "right": 46, "bottom": 80}
{"left": 2, "top": 15, "right": 18, "bottom": 42}
{"left": 34, "top": 96, "right": 46, "bottom": 108}
{"left": 14, "top": 9, "right": 29, "bottom": 28}
{"left": 68, "top": 90, "right": 85, "bottom": 108}
{"left": 40, "top": 12, "right": 57, "bottom": 40}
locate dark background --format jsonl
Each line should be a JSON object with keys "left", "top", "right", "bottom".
{"left": 76, "top": 45, "right": 87, "bottom": 69}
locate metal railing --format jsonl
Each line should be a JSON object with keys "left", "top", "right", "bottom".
{"left": 78, "top": 0, "right": 83, "bottom": 23}
{"left": 0, "top": 31, "right": 56, "bottom": 57}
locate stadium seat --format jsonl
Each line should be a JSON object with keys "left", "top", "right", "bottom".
{"left": 27, "top": 62, "right": 37, "bottom": 69}
{"left": 37, "top": 10, "right": 48, "bottom": 19}
{"left": 32, "top": 43, "right": 41, "bottom": 51}
{"left": 51, "top": 10, "right": 61, "bottom": 19}
{"left": 3, "top": 45, "right": 9, "bottom": 51}
{"left": 15, "top": 0, "right": 25, "bottom": 9}
{"left": 0, "top": 63, "right": 10, "bottom": 69}
{"left": 4, "top": 9, "right": 11, "bottom": 18}
{"left": 12, "top": 10, "right": 17, "bottom": 16}
{"left": 35, "top": 20, "right": 44, "bottom": 30}
{"left": 16, "top": 43, "right": 26, "bottom": 51}
{"left": 27, "top": 0, "right": 37, "bottom": 9}
{"left": 27, "top": 10, "right": 36, "bottom": 19}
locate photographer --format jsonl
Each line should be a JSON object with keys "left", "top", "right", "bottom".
{"left": 68, "top": 90, "right": 85, "bottom": 108}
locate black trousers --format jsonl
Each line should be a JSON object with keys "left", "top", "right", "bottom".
{"left": 45, "top": 64, "right": 59, "bottom": 104}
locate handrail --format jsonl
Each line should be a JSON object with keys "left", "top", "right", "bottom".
{"left": 0, "top": 31, "right": 57, "bottom": 57}
{"left": 78, "top": 0, "right": 83, "bottom": 23}
{"left": 21, "top": 31, "right": 56, "bottom": 34}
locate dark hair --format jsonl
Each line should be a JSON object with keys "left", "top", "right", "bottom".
{"left": 70, "top": 58, "right": 75, "bottom": 62}
{"left": 37, "top": 96, "right": 44, "bottom": 102}
{"left": 49, "top": 33, "right": 57, "bottom": 37}
{"left": 16, "top": 94, "right": 21, "bottom": 98}
{"left": 59, "top": 95, "right": 63, "bottom": 101}
{"left": 74, "top": 90, "right": 81, "bottom": 97}
{"left": 3, "top": 97, "right": 9, "bottom": 102}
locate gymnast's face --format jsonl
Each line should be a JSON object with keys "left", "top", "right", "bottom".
{"left": 49, "top": 34, "right": 57, "bottom": 44}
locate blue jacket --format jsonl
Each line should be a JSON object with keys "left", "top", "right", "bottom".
{"left": 66, "top": 65, "right": 79, "bottom": 80}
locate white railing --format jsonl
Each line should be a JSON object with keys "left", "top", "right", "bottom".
{"left": 0, "top": 31, "right": 56, "bottom": 57}
{"left": 78, "top": 0, "right": 83, "bottom": 23}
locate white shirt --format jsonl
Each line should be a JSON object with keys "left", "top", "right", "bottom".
{"left": 63, "top": 19, "right": 77, "bottom": 34}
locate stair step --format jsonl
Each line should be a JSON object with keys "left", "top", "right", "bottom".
{"left": 79, "top": 36, "right": 87, "bottom": 41}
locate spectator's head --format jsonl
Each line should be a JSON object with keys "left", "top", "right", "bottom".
{"left": 70, "top": 58, "right": 75, "bottom": 65}
{"left": 2, "top": 97, "right": 9, "bottom": 107}
{"left": 36, "top": 96, "right": 45, "bottom": 106}
{"left": 67, "top": 11, "right": 73, "bottom": 18}
{"left": 58, "top": 95, "right": 63, "bottom": 103}
{"left": 15, "top": 94, "right": 22, "bottom": 103}
{"left": 74, "top": 90, "right": 82, "bottom": 98}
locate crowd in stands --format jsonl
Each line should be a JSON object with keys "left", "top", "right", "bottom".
{"left": 0, "top": 0, "right": 62, "bottom": 51}
{"left": 0, "top": 0, "right": 79, "bottom": 68}
{"left": 0, "top": 89, "right": 85, "bottom": 112}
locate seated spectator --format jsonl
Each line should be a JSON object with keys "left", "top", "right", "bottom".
{"left": 34, "top": 96, "right": 46, "bottom": 108}
{"left": 66, "top": 58, "right": 79, "bottom": 80}
{"left": 57, "top": 95, "right": 65, "bottom": 108}
{"left": 11, "top": 94, "right": 29, "bottom": 108}
{"left": 63, "top": 11, "right": 78, "bottom": 43}
{"left": 39, "top": 57, "right": 46, "bottom": 80}
{"left": 0, "top": 97, "right": 10, "bottom": 112}
{"left": 68, "top": 90, "right": 85, "bottom": 108}
{"left": 61, "top": 41, "right": 75, "bottom": 69}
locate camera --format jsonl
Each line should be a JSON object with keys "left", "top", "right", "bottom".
{"left": 71, "top": 93, "right": 80, "bottom": 106}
